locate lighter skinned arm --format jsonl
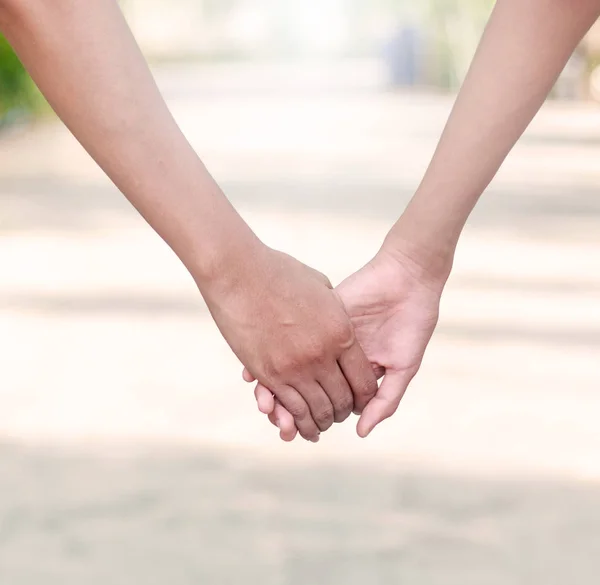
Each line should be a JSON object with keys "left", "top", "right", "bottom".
{"left": 384, "top": 0, "right": 600, "bottom": 271}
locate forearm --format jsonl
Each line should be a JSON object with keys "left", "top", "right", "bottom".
{"left": 0, "top": 0, "right": 260, "bottom": 283}
{"left": 385, "top": 0, "right": 600, "bottom": 273}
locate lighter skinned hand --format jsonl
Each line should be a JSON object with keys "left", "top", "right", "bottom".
{"left": 205, "top": 245, "right": 377, "bottom": 442}
{"left": 247, "top": 247, "right": 448, "bottom": 440}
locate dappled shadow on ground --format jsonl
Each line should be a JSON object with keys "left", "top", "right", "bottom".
{"left": 0, "top": 173, "right": 133, "bottom": 234}
{"left": 521, "top": 133, "right": 600, "bottom": 148}
{"left": 1, "top": 290, "right": 599, "bottom": 349}
{"left": 1, "top": 170, "right": 599, "bottom": 243}
{"left": 0, "top": 442, "right": 599, "bottom": 585}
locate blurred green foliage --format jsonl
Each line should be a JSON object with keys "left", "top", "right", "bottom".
{"left": 0, "top": 35, "right": 43, "bottom": 121}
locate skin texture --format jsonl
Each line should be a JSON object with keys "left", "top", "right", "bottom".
{"left": 253, "top": 0, "right": 600, "bottom": 439}
{"left": 0, "top": 0, "right": 378, "bottom": 441}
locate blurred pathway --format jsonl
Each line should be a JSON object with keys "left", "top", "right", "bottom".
{"left": 0, "top": 61, "right": 599, "bottom": 583}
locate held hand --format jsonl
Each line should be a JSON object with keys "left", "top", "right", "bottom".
{"left": 203, "top": 244, "right": 377, "bottom": 442}
{"left": 250, "top": 246, "right": 449, "bottom": 440}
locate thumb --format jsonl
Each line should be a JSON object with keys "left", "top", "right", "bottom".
{"left": 356, "top": 370, "right": 413, "bottom": 438}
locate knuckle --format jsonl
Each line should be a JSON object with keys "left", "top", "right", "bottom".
{"left": 262, "top": 361, "right": 280, "bottom": 381}
{"left": 361, "top": 377, "right": 379, "bottom": 398}
{"left": 287, "top": 400, "right": 309, "bottom": 420}
{"left": 299, "top": 338, "right": 327, "bottom": 363}
{"left": 330, "top": 319, "right": 354, "bottom": 349}
{"left": 265, "top": 355, "right": 295, "bottom": 380}
{"left": 267, "top": 348, "right": 327, "bottom": 379}
{"left": 314, "top": 405, "right": 335, "bottom": 430}
{"left": 352, "top": 371, "right": 378, "bottom": 395}
{"left": 307, "top": 346, "right": 327, "bottom": 365}
{"left": 334, "top": 396, "right": 354, "bottom": 423}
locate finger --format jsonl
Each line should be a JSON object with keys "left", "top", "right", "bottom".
{"left": 273, "top": 402, "right": 298, "bottom": 442}
{"left": 254, "top": 383, "right": 275, "bottom": 415}
{"left": 356, "top": 370, "right": 413, "bottom": 438}
{"left": 268, "top": 411, "right": 278, "bottom": 427}
{"left": 273, "top": 385, "right": 321, "bottom": 442}
{"left": 318, "top": 364, "right": 354, "bottom": 423}
{"left": 267, "top": 400, "right": 298, "bottom": 439}
{"left": 295, "top": 381, "right": 335, "bottom": 433}
{"left": 243, "top": 368, "right": 256, "bottom": 383}
{"left": 338, "top": 341, "right": 379, "bottom": 415}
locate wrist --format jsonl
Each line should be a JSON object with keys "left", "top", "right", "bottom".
{"left": 189, "top": 226, "right": 267, "bottom": 294}
{"left": 381, "top": 178, "right": 478, "bottom": 283}
{"left": 379, "top": 237, "right": 454, "bottom": 289}
{"left": 381, "top": 207, "right": 458, "bottom": 285}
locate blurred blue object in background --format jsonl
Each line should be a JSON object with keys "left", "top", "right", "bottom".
{"left": 383, "top": 23, "right": 423, "bottom": 88}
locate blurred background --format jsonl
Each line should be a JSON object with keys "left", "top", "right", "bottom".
{"left": 1, "top": 0, "right": 600, "bottom": 583}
